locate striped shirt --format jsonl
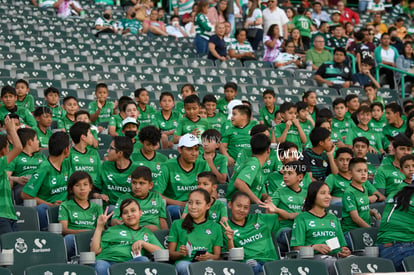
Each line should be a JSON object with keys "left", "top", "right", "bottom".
{"left": 195, "top": 13, "right": 213, "bottom": 40}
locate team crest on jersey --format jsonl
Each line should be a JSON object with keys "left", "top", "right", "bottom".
{"left": 90, "top": 156, "right": 94, "bottom": 164}
{"left": 15, "top": 238, "right": 28, "bottom": 253}
{"left": 127, "top": 176, "right": 132, "bottom": 184}
{"left": 211, "top": 212, "right": 217, "bottom": 219}
{"left": 156, "top": 163, "right": 161, "bottom": 171}
{"left": 152, "top": 200, "right": 157, "bottom": 206}
{"left": 330, "top": 220, "right": 336, "bottom": 228}
{"left": 254, "top": 223, "right": 260, "bottom": 230}
{"left": 205, "top": 229, "right": 212, "bottom": 235}
{"left": 322, "top": 160, "right": 328, "bottom": 167}
{"left": 64, "top": 173, "right": 68, "bottom": 181}
{"left": 143, "top": 233, "right": 149, "bottom": 242}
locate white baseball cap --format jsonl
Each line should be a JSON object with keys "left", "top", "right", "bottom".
{"left": 122, "top": 117, "right": 139, "bottom": 128}
{"left": 178, "top": 133, "right": 200, "bottom": 147}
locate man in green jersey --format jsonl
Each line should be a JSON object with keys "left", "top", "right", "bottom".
{"left": 382, "top": 103, "right": 406, "bottom": 151}
{"left": 131, "top": 125, "right": 168, "bottom": 189}
{"left": 69, "top": 122, "right": 101, "bottom": 182}
{"left": 157, "top": 134, "right": 210, "bottom": 220}
{"left": 21, "top": 131, "right": 72, "bottom": 230}
{"left": 0, "top": 85, "right": 36, "bottom": 127}
{"left": 118, "top": 7, "right": 143, "bottom": 35}
{"left": 94, "top": 136, "right": 136, "bottom": 209}
{"left": 111, "top": 166, "right": 168, "bottom": 231}
{"left": 292, "top": 7, "right": 312, "bottom": 48}
{"left": 373, "top": 134, "right": 412, "bottom": 197}
{"left": 202, "top": 94, "right": 226, "bottom": 132}
{"left": 226, "top": 133, "right": 271, "bottom": 203}
{"left": 33, "top": 106, "right": 53, "bottom": 149}
{"left": 7, "top": 128, "right": 45, "bottom": 205}
{"left": 0, "top": 115, "right": 22, "bottom": 234}
{"left": 331, "top": 98, "right": 355, "bottom": 146}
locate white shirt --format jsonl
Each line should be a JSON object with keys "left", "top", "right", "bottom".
{"left": 263, "top": 7, "right": 289, "bottom": 36}
{"left": 380, "top": 47, "right": 396, "bottom": 63}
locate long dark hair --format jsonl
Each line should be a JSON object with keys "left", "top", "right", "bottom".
{"left": 405, "top": 110, "right": 414, "bottom": 139}
{"left": 215, "top": 0, "right": 228, "bottom": 22}
{"left": 246, "top": 0, "right": 259, "bottom": 19}
{"left": 303, "top": 181, "right": 327, "bottom": 212}
{"left": 393, "top": 186, "right": 414, "bottom": 212}
{"left": 403, "top": 41, "right": 414, "bottom": 59}
{"left": 267, "top": 24, "right": 279, "bottom": 38}
{"left": 182, "top": 189, "right": 211, "bottom": 233}
{"left": 67, "top": 171, "right": 93, "bottom": 200}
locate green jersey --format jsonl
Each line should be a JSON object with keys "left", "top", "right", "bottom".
{"left": 195, "top": 13, "right": 213, "bottom": 40}
{"left": 341, "top": 184, "right": 371, "bottom": 233}
{"left": 216, "top": 98, "right": 231, "bottom": 116}
{"left": 33, "top": 126, "right": 53, "bottom": 148}
{"left": 202, "top": 153, "right": 228, "bottom": 175}
{"left": 169, "top": 219, "right": 222, "bottom": 262}
{"left": 382, "top": 122, "right": 406, "bottom": 150}
{"left": 16, "top": 94, "right": 35, "bottom": 112}
{"left": 227, "top": 157, "right": 267, "bottom": 200}
{"left": 325, "top": 173, "right": 351, "bottom": 198}
{"left": 272, "top": 187, "right": 306, "bottom": 229}
{"left": 137, "top": 104, "right": 157, "bottom": 129}
{"left": 22, "top": 158, "right": 72, "bottom": 203}
{"left": 367, "top": 163, "right": 376, "bottom": 182}
{"left": 299, "top": 120, "right": 313, "bottom": 145}
{"left": 266, "top": 171, "right": 311, "bottom": 197}
{"left": 376, "top": 193, "right": 414, "bottom": 244}
{"left": 259, "top": 105, "right": 278, "bottom": 129}
{"left": 130, "top": 150, "right": 168, "bottom": 191}
{"left": 6, "top": 151, "right": 46, "bottom": 177}
{"left": 88, "top": 101, "right": 114, "bottom": 125}
{"left": 0, "top": 105, "right": 36, "bottom": 127}
{"left": 222, "top": 120, "right": 257, "bottom": 160}
{"left": 48, "top": 105, "right": 65, "bottom": 121}
{"left": 175, "top": 116, "right": 210, "bottom": 142}
{"left": 345, "top": 126, "right": 383, "bottom": 153}
{"left": 331, "top": 117, "right": 355, "bottom": 143}
{"left": 175, "top": 101, "right": 185, "bottom": 116}
{"left": 97, "top": 224, "right": 162, "bottom": 262}
{"left": 68, "top": 147, "right": 101, "bottom": 182}
{"left": 0, "top": 156, "right": 17, "bottom": 220}
{"left": 373, "top": 163, "right": 407, "bottom": 197}
{"left": 292, "top": 15, "right": 312, "bottom": 38}
{"left": 118, "top": 18, "right": 143, "bottom": 35}
{"left": 224, "top": 214, "right": 280, "bottom": 261}
{"left": 112, "top": 192, "right": 166, "bottom": 229}
{"left": 57, "top": 115, "right": 75, "bottom": 132}
{"left": 95, "top": 160, "right": 135, "bottom": 205}
{"left": 235, "top": 147, "right": 280, "bottom": 179}
{"left": 184, "top": 198, "right": 227, "bottom": 223}
{"left": 157, "top": 157, "right": 210, "bottom": 201}
{"left": 290, "top": 211, "right": 347, "bottom": 254}
{"left": 153, "top": 110, "right": 180, "bottom": 132}
{"left": 108, "top": 114, "right": 124, "bottom": 136}
{"left": 369, "top": 116, "right": 387, "bottom": 134}
{"left": 206, "top": 112, "right": 226, "bottom": 132}
{"left": 58, "top": 200, "right": 103, "bottom": 230}
{"left": 274, "top": 123, "right": 304, "bottom": 149}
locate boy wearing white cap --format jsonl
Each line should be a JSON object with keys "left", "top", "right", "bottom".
{"left": 121, "top": 117, "right": 141, "bottom": 152}
{"left": 157, "top": 134, "right": 210, "bottom": 220}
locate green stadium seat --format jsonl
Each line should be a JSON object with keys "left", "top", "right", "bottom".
{"left": 157, "top": 149, "right": 179, "bottom": 159}
{"left": 125, "top": 72, "right": 154, "bottom": 83}
{"left": 78, "top": 99, "right": 93, "bottom": 109}
{"left": 378, "top": 88, "right": 399, "bottom": 104}
{"left": 108, "top": 64, "right": 138, "bottom": 74}
{"left": 335, "top": 257, "right": 395, "bottom": 275}
{"left": 206, "top": 67, "right": 233, "bottom": 78}
{"left": 339, "top": 87, "right": 364, "bottom": 97}
{"left": 369, "top": 202, "right": 385, "bottom": 216}
{"left": 160, "top": 73, "right": 190, "bottom": 84}
{"left": 179, "top": 83, "right": 208, "bottom": 93}
{"left": 25, "top": 263, "right": 95, "bottom": 275}
{"left": 73, "top": 63, "right": 104, "bottom": 73}
{"left": 39, "top": 62, "right": 70, "bottom": 72}
{"left": 0, "top": 52, "right": 21, "bottom": 62}
{"left": 153, "top": 229, "right": 169, "bottom": 249}
{"left": 278, "top": 86, "right": 306, "bottom": 97}
{"left": 110, "top": 262, "right": 177, "bottom": 275}
{"left": 142, "top": 65, "right": 170, "bottom": 75}
{"left": 216, "top": 59, "right": 243, "bottom": 68}
{"left": 29, "top": 79, "right": 62, "bottom": 90}
{"left": 294, "top": 70, "right": 315, "bottom": 79}
{"left": 275, "top": 94, "right": 301, "bottom": 104}
{"left": 59, "top": 89, "right": 79, "bottom": 98}
{"left": 173, "top": 67, "right": 201, "bottom": 76}
{"left": 15, "top": 205, "right": 40, "bottom": 231}
{"left": 134, "top": 56, "right": 154, "bottom": 66}
{"left": 156, "top": 57, "right": 184, "bottom": 67}
{"left": 0, "top": 68, "right": 10, "bottom": 77}
{"left": 289, "top": 78, "right": 318, "bottom": 87}
{"left": 15, "top": 69, "right": 48, "bottom": 80}
{"left": 0, "top": 78, "right": 15, "bottom": 87}
{"left": 66, "top": 81, "right": 95, "bottom": 92}
{"left": 403, "top": 255, "right": 414, "bottom": 271}
{"left": 314, "top": 87, "right": 340, "bottom": 97}
{"left": 0, "top": 267, "right": 11, "bottom": 275}
{"left": 74, "top": 230, "right": 94, "bottom": 255}
{"left": 4, "top": 60, "right": 35, "bottom": 70}
{"left": 55, "top": 70, "right": 84, "bottom": 81}
{"left": 347, "top": 227, "right": 378, "bottom": 253}
{"left": 327, "top": 203, "right": 342, "bottom": 221}
{"left": 272, "top": 69, "right": 294, "bottom": 78}
{"left": 245, "top": 85, "right": 274, "bottom": 95}
{"left": 98, "top": 134, "right": 113, "bottom": 150}
{"left": 189, "top": 261, "right": 253, "bottom": 275}
{"left": 264, "top": 259, "right": 329, "bottom": 275}
{"left": 46, "top": 205, "right": 59, "bottom": 224}
{"left": 235, "top": 68, "right": 265, "bottom": 77}
{"left": 89, "top": 71, "right": 120, "bottom": 82}
{"left": 226, "top": 76, "right": 254, "bottom": 85}
{"left": 140, "top": 82, "right": 172, "bottom": 93}
{"left": 61, "top": 55, "right": 88, "bottom": 65}
{"left": 256, "top": 77, "right": 284, "bottom": 86}
{"left": 187, "top": 58, "right": 215, "bottom": 68}
{"left": 316, "top": 95, "right": 333, "bottom": 106}
{"left": 33, "top": 97, "right": 45, "bottom": 107}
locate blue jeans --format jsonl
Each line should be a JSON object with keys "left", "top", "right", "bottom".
{"left": 276, "top": 228, "right": 291, "bottom": 253}
{"left": 378, "top": 242, "right": 414, "bottom": 271}
{"left": 245, "top": 259, "right": 265, "bottom": 275}
{"left": 194, "top": 35, "right": 209, "bottom": 56}
{"left": 0, "top": 218, "right": 18, "bottom": 235}
{"left": 344, "top": 232, "right": 352, "bottom": 249}
{"left": 176, "top": 260, "right": 191, "bottom": 275}
{"left": 167, "top": 205, "right": 182, "bottom": 221}
{"left": 37, "top": 203, "right": 50, "bottom": 230}
{"left": 64, "top": 234, "right": 76, "bottom": 260}
{"left": 94, "top": 256, "right": 149, "bottom": 275}
{"left": 358, "top": 0, "right": 369, "bottom": 12}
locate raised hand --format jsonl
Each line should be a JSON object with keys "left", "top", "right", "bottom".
{"left": 97, "top": 206, "right": 113, "bottom": 228}
{"left": 220, "top": 220, "right": 235, "bottom": 241}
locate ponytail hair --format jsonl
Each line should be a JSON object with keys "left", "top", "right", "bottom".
{"left": 182, "top": 189, "right": 211, "bottom": 233}
{"left": 393, "top": 186, "right": 414, "bottom": 212}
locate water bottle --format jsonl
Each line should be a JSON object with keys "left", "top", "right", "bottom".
{"left": 306, "top": 61, "right": 312, "bottom": 71}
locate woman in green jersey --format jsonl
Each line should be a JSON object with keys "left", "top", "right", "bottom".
{"left": 59, "top": 171, "right": 103, "bottom": 259}
{"left": 91, "top": 199, "right": 162, "bottom": 275}
{"left": 221, "top": 192, "right": 280, "bottom": 275}
{"left": 377, "top": 185, "right": 414, "bottom": 271}
{"left": 169, "top": 189, "right": 222, "bottom": 275}
{"left": 290, "top": 181, "right": 350, "bottom": 274}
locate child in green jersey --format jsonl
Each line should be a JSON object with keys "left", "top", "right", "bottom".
{"left": 69, "top": 122, "right": 101, "bottom": 182}
{"left": 201, "top": 129, "right": 227, "bottom": 184}
{"left": 332, "top": 98, "right": 354, "bottom": 146}
{"left": 259, "top": 89, "right": 278, "bottom": 129}
{"left": 111, "top": 166, "right": 168, "bottom": 231}
{"left": 173, "top": 94, "right": 210, "bottom": 144}
{"left": 92, "top": 199, "right": 162, "bottom": 275}
{"left": 154, "top": 92, "right": 179, "bottom": 149}
{"left": 6, "top": 128, "right": 45, "bottom": 205}
{"left": 169, "top": 189, "right": 222, "bottom": 275}
{"left": 383, "top": 103, "right": 407, "bottom": 151}
{"left": 291, "top": 181, "right": 351, "bottom": 274}
{"left": 325, "top": 148, "right": 353, "bottom": 200}
{"left": 58, "top": 96, "right": 79, "bottom": 133}
{"left": 175, "top": 83, "right": 196, "bottom": 116}
{"left": 21, "top": 131, "right": 72, "bottom": 230}
{"left": 342, "top": 158, "right": 381, "bottom": 247}
{"left": 203, "top": 94, "right": 226, "bottom": 132}
{"left": 130, "top": 125, "right": 168, "bottom": 189}
{"left": 199, "top": 104, "right": 207, "bottom": 119}
{"left": 59, "top": 171, "right": 103, "bottom": 259}
{"left": 302, "top": 91, "right": 318, "bottom": 122}
{"left": 364, "top": 82, "right": 384, "bottom": 106}
{"left": 108, "top": 96, "right": 135, "bottom": 137}
{"left": 222, "top": 192, "right": 280, "bottom": 275}
{"left": 400, "top": 154, "right": 414, "bottom": 188}
{"left": 226, "top": 133, "right": 271, "bottom": 203}
{"left": 353, "top": 137, "right": 378, "bottom": 184}
{"left": 121, "top": 117, "right": 140, "bottom": 152}
{"left": 0, "top": 85, "right": 36, "bottom": 128}
{"left": 0, "top": 116, "right": 22, "bottom": 234}
{"left": 374, "top": 134, "right": 412, "bottom": 197}
{"left": 376, "top": 185, "right": 414, "bottom": 271}
{"left": 345, "top": 94, "right": 360, "bottom": 120}
{"left": 217, "top": 82, "right": 238, "bottom": 116}
{"left": 296, "top": 101, "right": 314, "bottom": 147}
{"left": 44, "top": 87, "right": 64, "bottom": 121}
{"left": 220, "top": 104, "right": 256, "bottom": 167}
{"left": 33, "top": 106, "right": 53, "bottom": 149}
{"left": 15, "top": 79, "right": 34, "bottom": 112}
{"left": 134, "top": 88, "right": 156, "bottom": 129}
{"left": 89, "top": 83, "right": 116, "bottom": 129}
{"left": 369, "top": 102, "right": 386, "bottom": 134}
{"left": 75, "top": 110, "right": 99, "bottom": 148}
{"left": 275, "top": 102, "right": 307, "bottom": 148}
{"left": 182, "top": 171, "right": 228, "bottom": 223}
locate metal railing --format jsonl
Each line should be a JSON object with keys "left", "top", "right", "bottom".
{"left": 375, "top": 63, "right": 414, "bottom": 98}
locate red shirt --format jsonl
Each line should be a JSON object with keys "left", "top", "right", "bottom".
{"left": 340, "top": 8, "right": 360, "bottom": 25}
